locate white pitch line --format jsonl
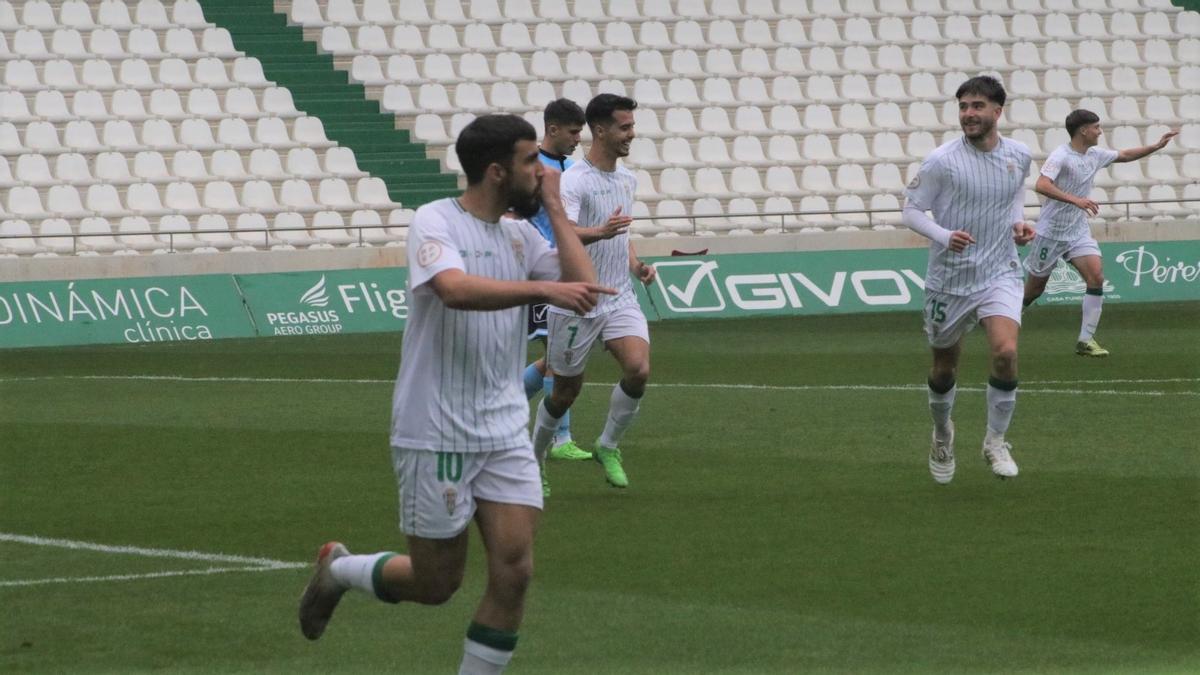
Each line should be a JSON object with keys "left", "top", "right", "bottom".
{"left": 0, "top": 374, "right": 1196, "bottom": 397}
{"left": 0, "top": 532, "right": 304, "bottom": 569}
{"left": 0, "top": 374, "right": 391, "bottom": 385}
{"left": 1023, "top": 377, "right": 1200, "bottom": 384}
{"left": 0, "top": 565, "right": 302, "bottom": 589}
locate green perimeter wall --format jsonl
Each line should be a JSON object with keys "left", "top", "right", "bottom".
{"left": 1, "top": 241, "right": 1197, "bottom": 349}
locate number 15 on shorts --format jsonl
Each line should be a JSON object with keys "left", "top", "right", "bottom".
{"left": 928, "top": 300, "right": 948, "bottom": 324}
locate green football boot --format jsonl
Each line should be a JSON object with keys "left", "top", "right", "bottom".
{"left": 593, "top": 443, "right": 628, "bottom": 488}
{"left": 548, "top": 440, "right": 592, "bottom": 461}
{"left": 1075, "top": 339, "right": 1109, "bottom": 358}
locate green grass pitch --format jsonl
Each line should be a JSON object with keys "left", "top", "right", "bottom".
{"left": 1, "top": 302, "right": 1197, "bottom": 674}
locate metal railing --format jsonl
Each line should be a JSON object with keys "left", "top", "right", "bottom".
{"left": 0, "top": 197, "right": 1196, "bottom": 255}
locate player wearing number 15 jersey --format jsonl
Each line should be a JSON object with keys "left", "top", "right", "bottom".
{"left": 903, "top": 76, "right": 1035, "bottom": 485}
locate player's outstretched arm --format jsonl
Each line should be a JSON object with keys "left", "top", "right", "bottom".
{"left": 430, "top": 269, "right": 614, "bottom": 313}
{"left": 1115, "top": 129, "right": 1179, "bottom": 163}
{"left": 540, "top": 169, "right": 597, "bottom": 284}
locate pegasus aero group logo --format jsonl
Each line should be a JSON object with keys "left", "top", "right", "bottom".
{"left": 653, "top": 260, "right": 725, "bottom": 312}
{"left": 300, "top": 275, "right": 330, "bottom": 308}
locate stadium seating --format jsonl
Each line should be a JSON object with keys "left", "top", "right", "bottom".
{"left": 276, "top": 0, "right": 1198, "bottom": 237}
{"left": 0, "top": 0, "right": 414, "bottom": 256}
{"left": 1, "top": 1, "right": 1197, "bottom": 255}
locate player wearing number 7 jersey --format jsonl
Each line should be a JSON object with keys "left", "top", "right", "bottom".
{"left": 531, "top": 94, "right": 656, "bottom": 491}
{"left": 903, "top": 76, "right": 1035, "bottom": 485}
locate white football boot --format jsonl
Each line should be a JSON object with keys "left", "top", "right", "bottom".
{"left": 929, "top": 422, "right": 956, "bottom": 484}
{"left": 982, "top": 438, "right": 1019, "bottom": 478}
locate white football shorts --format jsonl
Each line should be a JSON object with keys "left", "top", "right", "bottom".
{"left": 923, "top": 277, "right": 1023, "bottom": 349}
{"left": 1023, "top": 233, "right": 1102, "bottom": 278}
{"left": 546, "top": 305, "right": 650, "bottom": 377}
{"left": 391, "top": 445, "right": 542, "bottom": 539}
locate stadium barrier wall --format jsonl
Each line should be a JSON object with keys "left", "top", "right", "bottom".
{"left": 1, "top": 240, "right": 1196, "bottom": 349}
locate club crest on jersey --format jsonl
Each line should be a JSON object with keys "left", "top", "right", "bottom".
{"left": 443, "top": 487, "right": 458, "bottom": 516}
{"left": 510, "top": 238, "right": 525, "bottom": 266}
{"left": 417, "top": 241, "right": 442, "bottom": 267}
{"left": 1007, "top": 160, "right": 1016, "bottom": 175}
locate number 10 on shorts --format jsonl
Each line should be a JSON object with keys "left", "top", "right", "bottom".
{"left": 437, "top": 452, "right": 463, "bottom": 482}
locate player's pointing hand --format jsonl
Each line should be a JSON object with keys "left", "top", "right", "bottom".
{"left": 544, "top": 282, "right": 618, "bottom": 315}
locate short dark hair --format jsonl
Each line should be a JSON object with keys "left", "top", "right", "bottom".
{"left": 1065, "top": 109, "right": 1101, "bottom": 138}
{"left": 544, "top": 98, "right": 585, "bottom": 128}
{"left": 955, "top": 75, "right": 1006, "bottom": 107}
{"left": 585, "top": 93, "right": 638, "bottom": 129}
{"left": 455, "top": 114, "right": 537, "bottom": 185}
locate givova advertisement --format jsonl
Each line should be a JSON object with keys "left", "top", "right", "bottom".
{"left": 0, "top": 241, "right": 1195, "bottom": 348}
{"left": 640, "top": 241, "right": 1200, "bottom": 318}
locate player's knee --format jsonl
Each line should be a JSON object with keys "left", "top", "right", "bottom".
{"left": 501, "top": 559, "right": 534, "bottom": 598}
{"left": 487, "top": 542, "right": 535, "bottom": 595}
{"left": 623, "top": 360, "right": 650, "bottom": 389}
{"left": 929, "top": 369, "right": 956, "bottom": 392}
{"left": 549, "top": 383, "right": 580, "bottom": 409}
{"left": 991, "top": 346, "right": 1018, "bottom": 375}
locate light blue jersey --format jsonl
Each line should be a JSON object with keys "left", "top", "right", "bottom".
{"left": 529, "top": 149, "right": 575, "bottom": 246}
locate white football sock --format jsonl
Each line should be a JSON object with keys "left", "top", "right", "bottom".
{"left": 598, "top": 383, "right": 641, "bottom": 449}
{"left": 459, "top": 639, "right": 513, "bottom": 675}
{"left": 986, "top": 380, "right": 1018, "bottom": 441}
{"left": 329, "top": 552, "right": 391, "bottom": 596}
{"left": 928, "top": 383, "right": 956, "bottom": 436}
{"left": 531, "top": 399, "right": 562, "bottom": 463}
{"left": 1079, "top": 292, "right": 1103, "bottom": 342}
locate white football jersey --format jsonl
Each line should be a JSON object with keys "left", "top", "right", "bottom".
{"left": 390, "top": 198, "right": 560, "bottom": 454}
{"left": 550, "top": 159, "right": 639, "bottom": 319}
{"left": 905, "top": 135, "right": 1032, "bottom": 296}
{"left": 1036, "top": 144, "right": 1119, "bottom": 241}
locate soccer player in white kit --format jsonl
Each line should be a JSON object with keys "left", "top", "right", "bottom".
{"left": 530, "top": 94, "right": 655, "bottom": 490}
{"left": 1022, "top": 109, "right": 1179, "bottom": 357}
{"left": 298, "top": 115, "right": 614, "bottom": 675}
{"left": 903, "top": 76, "right": 1036, "bottom": 484}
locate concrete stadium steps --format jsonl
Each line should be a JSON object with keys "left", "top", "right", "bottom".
{"left": 197, "top": 0, "right": 459, "bottom": 206}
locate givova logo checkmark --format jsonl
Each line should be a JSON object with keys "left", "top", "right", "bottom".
{"left": 653, "top": 260, "right": 725, "bottom": 312}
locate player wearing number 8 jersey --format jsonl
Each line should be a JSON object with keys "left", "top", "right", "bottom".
{"left": 903, "top": 75, "right": 1035, "bottom": 484}
{"left": 1021, "top": 109, "right": 1179, "bottom": 358}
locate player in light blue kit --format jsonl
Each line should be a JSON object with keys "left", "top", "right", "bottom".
{"left": 1021, "top": 109, "right": 1178, "bottom": 357}
{"left": 903, "top": 76, "right": 1036, "bottom": 484}
{"left": 522, "top": 99, "right": 593, "bottom": 490}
